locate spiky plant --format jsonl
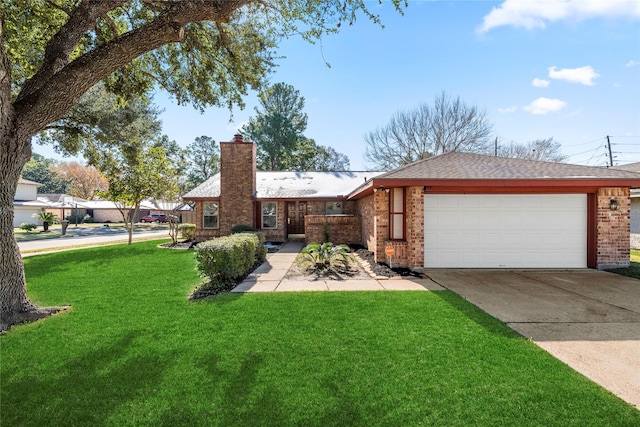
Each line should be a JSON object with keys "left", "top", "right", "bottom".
{"left": 300, "top": 242, "right": 353, "bottom": 274}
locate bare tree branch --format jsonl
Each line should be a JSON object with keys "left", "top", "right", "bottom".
{"left": 364, "top": 92, "right": 492, "bottom": 170}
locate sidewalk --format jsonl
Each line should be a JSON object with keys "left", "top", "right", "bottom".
{"left": 231, "top": 241, "right": 445, "bottom": 293}
{"left": 19, "top": 229, "right": 169, "bottom": 256}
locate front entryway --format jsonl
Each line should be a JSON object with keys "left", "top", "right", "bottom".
{"left": 287, "top": 201, "right": 307, "bottom": 236}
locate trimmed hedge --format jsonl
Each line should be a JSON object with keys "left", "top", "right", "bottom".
{"left": 231, "top": 224, "right": 256, "bottom": 234}
{"left": 194, "top": 232, "right": 266, "bottom": 284}
{"left": 179, "top": 223, "right": 196, "bottom": 241}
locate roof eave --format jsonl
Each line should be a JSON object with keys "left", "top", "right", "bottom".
{"left": 348, "top": 178, "right": 640, "bottom": 199}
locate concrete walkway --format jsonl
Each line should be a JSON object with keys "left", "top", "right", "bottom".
{"left": 231, "top": 241, "right": 444, "bottom": 293}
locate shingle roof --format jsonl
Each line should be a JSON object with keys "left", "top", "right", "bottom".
{"left": 613, "top": 162, "right": 640, "bottom": 173}
{"left": 377, "top": 152, "right": 640, "bottom": 180}
{"left": 183, "top": 171, "right": 383, "bottom": 199}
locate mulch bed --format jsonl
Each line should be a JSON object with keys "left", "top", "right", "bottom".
{"left": 350, "top": 245, "right": 423, "bottom": 278}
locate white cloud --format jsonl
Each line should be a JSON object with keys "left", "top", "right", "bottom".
{"left": 532, "top": 78, "right": 550, "bottom": 88}
{"left": 626, "top": 60, "right": 639, "bottom": 67}
{"left": 498, "top": 106, "right": 517, "bottom": 113}
{"left": 548, "top": 65, "right": 599, "bottom": 85}
{"left": 523, "top": 97, "right": 567, "bottom": 115}
{"left": 478, "top": 0, "right": 640, "bottom": 33}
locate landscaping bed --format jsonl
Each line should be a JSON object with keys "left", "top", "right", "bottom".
{"left": 350, "top": 245, "right": 423, "bottom": 278}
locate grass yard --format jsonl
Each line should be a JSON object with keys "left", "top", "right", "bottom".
{"left": 607, "top": 248, "right": 640, "bottom": 279}
{"left": 2, "top": 242, "right": 638, "bottom": 426}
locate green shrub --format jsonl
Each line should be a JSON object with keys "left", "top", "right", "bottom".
{"left": 194, "top": 233, "right": 259, "bottom": 284}
{"left": 238, "top": 231, "right": 267, "bottom": 263}
{"left": 33, "top": 211, "right": 59, "bottom": 224}
{"left": 179, "top": 223, "right": 196, "bottom": 241}
{"left": 300, "top": 242, "right": 353, "bottom": 274}
{"left": 19, "top": 223, "right": 38, "bottom": 232}
{"left": 231, "top": 224, "right": 256, "bottom": 234}
{"left": 65, "top": 214, "right": 94, "bottom": 224}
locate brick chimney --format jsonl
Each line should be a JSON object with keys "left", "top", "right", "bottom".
{"left": 219, "top": 134, "right": 257, "bottom": 234}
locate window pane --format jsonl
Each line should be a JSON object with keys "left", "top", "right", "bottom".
{"left": 325, "top": 201, "right": 343, "bottom": 215}
{"left": 203, "top": 202, "right": 219, "bottom": 229}
{"left": 262, "top": 202, "right": 277, "bottom": 229}
{"left": 392, "top": 213, "right": 403, "bottom": 239}
{"left": 204, "top": 216, "right": 218, "bottom": 229}
{"left": 393, "top": 188, "right": 403, "bottom": 212}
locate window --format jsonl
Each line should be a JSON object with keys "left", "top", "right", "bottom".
{"left": 390, "top": 188, "right": 405, "bottom": 240}
{"left": 203, "top": 202, "right": 219, "bottom": 229}
{"left": 262, "top": 202, "right": 277, "bottom": 229}
{"left": 325, "top": 201, "right": 343, "bottom": 215}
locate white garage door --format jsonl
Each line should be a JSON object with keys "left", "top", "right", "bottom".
{"left": 424, "top": 194, "right": 587, "bottom": 268}
{"left": 14, "top": 208, "right": 40, "bottom": 228}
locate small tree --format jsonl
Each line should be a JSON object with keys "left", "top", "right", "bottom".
{"left": 99, "top": 146, "right": 179, "bottom": 245}
{"left": 32, "top": 212, "right": 59, "bottom": 232}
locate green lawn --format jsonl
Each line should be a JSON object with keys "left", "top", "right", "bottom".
{"left": 2, "top": 242, "right": 638, "bottom": 426}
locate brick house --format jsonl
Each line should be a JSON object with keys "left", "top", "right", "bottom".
{"left": 183, "top": 134, "right": 640, "bottom": 270}
{"left": 182, "top": 134, "right": 383, "bottom": 244}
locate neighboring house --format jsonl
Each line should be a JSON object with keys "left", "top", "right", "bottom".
{"left": 184, "top": 134, "right": 640, "bottom": 270}
{"left": 37, "top": 194, "right": 88, "bottom": 221}
{"left": 613, "top": 162, "right": 640, "bottom": 248}
{"left": 13, "top": 178, "right": 49, "bottom": 227}
{"left": 80, "top": 200, "right": 153, "bottom": 223}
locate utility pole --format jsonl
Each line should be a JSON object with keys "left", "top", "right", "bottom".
{"left": 494, "top": 137, "right": 498, "bottom": 157}
{"left": 606, "top": 135, "right": 613, "bottom": 167}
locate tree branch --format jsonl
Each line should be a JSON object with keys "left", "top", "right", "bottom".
{"left": 14, "top": 0, "right": 253, "bottom": 139}
{"left": 17, "top": 0, "right": 127, "bottom": 103}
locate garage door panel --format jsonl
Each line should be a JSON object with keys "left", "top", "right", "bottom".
{"left": 424, "top": 194, "right": 587, "bottom": 268}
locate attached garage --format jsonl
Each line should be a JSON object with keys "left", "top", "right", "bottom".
{"left": 424, "top": 194, "right": 587, "bottom": 268}
{"left": 349, "top": 151, "right": 639, "bottom": 270}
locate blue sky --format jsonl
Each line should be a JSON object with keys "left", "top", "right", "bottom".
{"left": 39, "top": 0, "right": 640, "bottom": 169}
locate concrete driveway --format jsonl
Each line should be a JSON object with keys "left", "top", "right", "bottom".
{"left": 424, "top": 269, "right": 640, "bottom": 409}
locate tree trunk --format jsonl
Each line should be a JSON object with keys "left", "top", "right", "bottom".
{"left": 0, "top": 130, "right": 36, "bottom": 329}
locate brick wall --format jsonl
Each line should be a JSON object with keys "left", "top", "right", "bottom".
{"left": 357, "top": 195, "right": 375, "bottom": 250}
{"left": 219, "top": 134, "right": 256, "bottom": 235}
{"left": 305, "top": 215, "right": 362, "bottom": 245}
{"left": 193, "top": 200, "right": 221, "bottom": 240}
{"left": 406, "top": 186, "right": 425, "bottom": 269}
{"left": 369, "top": 190, "right": 390, "bottom": 263}
{"left": 382, "top": 240, "right": 408, "bottom": 267}
{"left": 597, "top": 187, "right": 630, "bottom": 269}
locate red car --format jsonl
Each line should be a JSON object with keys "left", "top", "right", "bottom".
{"left": 140, "top": 214, "right": 168, "bottom": 223}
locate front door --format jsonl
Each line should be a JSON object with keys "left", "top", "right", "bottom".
{"left": 287, "top": 201, "right": 307, "bottom": 235}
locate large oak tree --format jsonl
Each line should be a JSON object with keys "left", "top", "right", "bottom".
{"left": 0, "top": 0, "right": 406, "bottom": 330}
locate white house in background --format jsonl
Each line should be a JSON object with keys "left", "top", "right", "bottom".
{"left": 13, "top": 178, "right": 49, "bottom": 228}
